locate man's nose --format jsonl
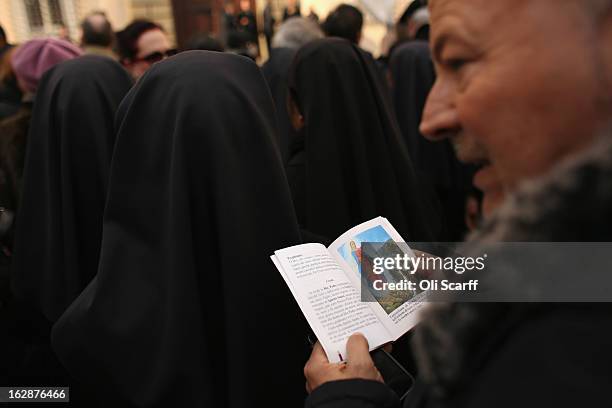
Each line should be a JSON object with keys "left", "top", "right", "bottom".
{"left": 420, "top": 79, "right": 460, "bottom": 141}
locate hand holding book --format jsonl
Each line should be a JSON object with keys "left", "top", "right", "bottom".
{"left": 304, "top": 333, "right": 383, "bottom": 394}
{"left": 271, "top": 217, "right": 426, "bottom": 363}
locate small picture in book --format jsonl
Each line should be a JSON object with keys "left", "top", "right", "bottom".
{"left": 337, "top": 225, "right": 419, "bottom": 314}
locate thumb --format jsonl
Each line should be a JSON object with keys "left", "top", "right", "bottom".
{"left": 346, "top": 333, "right": 373, "bottom": 366}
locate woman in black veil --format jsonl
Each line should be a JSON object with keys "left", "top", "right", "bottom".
{"left": 286, "top": 38, "right": 440, "bottom": 242}
{"left": 52, "top": 51, "right": 307, "bottom": 407}
{"left": 4, "top": 56, "right": 132, "bottom": 385}
{"left": 12, "top": 56, "right": 133, "bottom": 324}
{"left": 389, "top": 42, "right": 474, "bottom": 241}
{"left": 261, "top": 17, "right": 323, "bottom": 164}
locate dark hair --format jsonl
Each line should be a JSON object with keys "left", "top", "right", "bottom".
{"left": 186, "top": 34, "right": 225, "bottom": 52}
{"left": 398, "top": 0, "right": 428, "bottom": 24}
{"left": 81, "top": 12, "right": 114, "bottom": 47}
{"left": 415, "top": 24, "right": 430, "bottom": 41}
{"left": 116, "top": 19, "right": 163, "bottom": 61}
{"left": 226, "top": 30, "right": 251, "bottom": 49}
{"left": 322, "top": 4, "right": 363, "bottom": 44}
{"left": 0, "top": 25, "right": 6, "bottom": 43}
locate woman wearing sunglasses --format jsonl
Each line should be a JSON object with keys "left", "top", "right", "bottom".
{"left": 116, "top": 19, "right": 177, "bottom": 80}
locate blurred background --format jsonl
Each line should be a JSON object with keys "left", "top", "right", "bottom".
{"left": 0, "top": 0, "right": 418, "bottom": 59}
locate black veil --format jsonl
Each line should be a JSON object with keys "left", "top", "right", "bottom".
{"left": 390, "top": 42, "right": 473, "bottom": 241}
{"left": 12, "top": 55, "right": 133, "bottom": 323}
{"left": 286, "top": 38, "right": 440, "bottom": 241}
{"left": 51, "top": 51, "right": 307, "bottom": 407}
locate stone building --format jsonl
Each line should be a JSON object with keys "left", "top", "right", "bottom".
{"left": 0, "top": 0, "right": 175, "bottom": 44}
{"left": 1, "top": 1, "right": 414, "bottom": 56}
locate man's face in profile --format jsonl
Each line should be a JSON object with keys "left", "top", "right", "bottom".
{"left": 420, "top": 0, "right": 612, "bottom": 209}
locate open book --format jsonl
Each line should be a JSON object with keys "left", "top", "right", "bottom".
{"left": 271, "top": 217, "right": 426, "bottom": 363}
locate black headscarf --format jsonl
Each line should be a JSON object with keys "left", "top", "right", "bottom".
{"left": 390, "top": 42, "right": 473, "bottom": 241}
{"left": 286, "top": 38, "right": 439, "bottom": 241}
{"left": 11, "top": 55, "right": 133, "bottom": 323}
{"left": 51, "top": 51, "right": 307, "bottom": 407}
{"left": 262, "top": 47, "right": 298, "bottom": 164}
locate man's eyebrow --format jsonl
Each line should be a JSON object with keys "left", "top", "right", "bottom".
{"left": 432, "top": 32, "right": 451, "bottom": 63}
{"left": 432, "top": 30, "right": 478, "bottom": 63}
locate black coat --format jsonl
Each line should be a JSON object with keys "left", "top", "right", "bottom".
{"left": 305, "top": 135, "right": 612, "bottom": 408}
{"left": 0, "top": 77, "right": 22, "bottom": 121}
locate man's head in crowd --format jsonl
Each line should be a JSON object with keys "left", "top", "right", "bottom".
{"left": 224, "top": 2, "right": 236, "bottom": 15}
{"left": 11, "top": 38, "right": 82, "bottom": 95}
{"left": 323, "top": 4, "right": 364, "bottom": 45}
{"left": 80, "top": 11, "right": 114, "bottom": 49}
{"left": 116, "top": 19, "right": 174, "bottom": 80}
{"left": 272, "top": 17, "right": 324, "bottom": 50}
{"left": 240, "top": 0, "right": 252, "bottom": 12}
{"left": 397, "top": 2, "right": 430, "bottom": 43}
{"left": 420, "top": 0, "right": 612, "bottom": 213}
{"left": 186, "top": 34, "right": 225, "bottom": 52}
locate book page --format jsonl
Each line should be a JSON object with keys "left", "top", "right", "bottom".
{"left": 273, "top": 243, "right": 391, "bottom": 362}
{"left": 328, "top": 217, "right": 426, "bottom": 341}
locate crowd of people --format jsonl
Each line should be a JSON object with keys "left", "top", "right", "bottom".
{"left": 222, "top": 0, "right": 320, "bottom": 59}
{"left": 1, "top": 0, "right": 611, "bottom": 406}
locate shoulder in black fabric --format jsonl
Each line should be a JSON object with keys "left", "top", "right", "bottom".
{"left": 12, "top": 55, "right": 133, "bottom": 323}
{"left": 51, "top": 51, "right": 307, "bottom": 407}
{"left": 287, "top": 38, "right": 440, "bottom": 241}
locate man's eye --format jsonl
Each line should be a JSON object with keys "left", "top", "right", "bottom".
{"left": 445, "top": 58, "right": 467, "bottom": 71}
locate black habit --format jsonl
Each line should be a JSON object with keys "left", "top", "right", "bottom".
{"left": 286, "top": 38, "right": 440, "bottom": 242}
{"left": 389, "top": 41, "right": 473, "bottom": 242}
{"left": 51, "top": 51, "right": 308, "bottom": 407}
{"left": 11, "top": 55, "right": 133, "bottom": 323}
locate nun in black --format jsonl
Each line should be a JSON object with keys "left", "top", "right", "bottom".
{"left": 389, "top": 42, "right": 474, "bottom": 241}
{"left": 286, "top": 38, "right": 440, "bottom": 242}
{"left": 51, "top": 51, "right": 308, "bottom": 407}
{"left": 11, "top": 55, "right": 133, "bottom": 324}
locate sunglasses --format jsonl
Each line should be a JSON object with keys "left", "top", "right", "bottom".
{"left": 134, "top": 49, "right": 178, "bottom": 64}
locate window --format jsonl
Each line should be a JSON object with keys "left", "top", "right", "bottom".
{"left": 24, "top": 0, "right": 44, "bottom": 29}
{"left": 48, "top": 0, "right": 65, "bottom": 25}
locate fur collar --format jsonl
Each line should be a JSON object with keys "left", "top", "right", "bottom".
{"left": 413, "top": 135, "right": 612, "bottom": 399}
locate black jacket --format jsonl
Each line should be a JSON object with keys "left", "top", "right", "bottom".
{"left": 306, "top": 134, "right": 612, "bottom": 408}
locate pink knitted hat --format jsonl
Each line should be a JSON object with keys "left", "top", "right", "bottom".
{"left": 11, "top": 37, "right": 83, "bottom": 94}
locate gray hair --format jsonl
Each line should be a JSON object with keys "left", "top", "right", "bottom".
{"left": 411, "top": 7, "right": 430, "bottom": 27}
{"left": 271, "top": 17, "right": 324, "bottom": 50}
